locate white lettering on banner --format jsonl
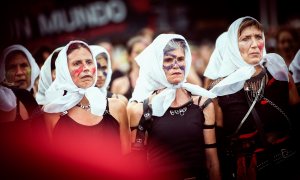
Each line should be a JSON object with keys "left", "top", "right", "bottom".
{"left": 38, "top": 0, "right": 127, "bottom": 36}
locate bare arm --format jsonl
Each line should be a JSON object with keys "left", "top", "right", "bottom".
{"left": 126, "top": 101, "right": 143, "bottom": 144}
{"left": 201, "top": 97, "right": 221, "bottom": 180}
{"left": 109, "top": 98, "right": 131, "bottom": 154}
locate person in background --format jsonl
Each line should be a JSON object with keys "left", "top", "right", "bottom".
{"left": 90, "top": 45, "right": 128, "bottom": 104}
{"left": 34, "top": 47, "right": 62, "bottom": 139}
{"left": 205, "top": 16, "right": 299, "bottom": 180}
{"left": 128, "top": 34, "right": 220, "bottom": 180}
{"left": 1, "top": 44, "right": 39, "bottom": 120}
{"left": 2, "top": 44, "right": 40, "bottom": 93}
{"left": 275, "top": 26, "right": 299, "bottom": 67}
{"left": 111, "top": 35, "right": 151, "bottom": 100}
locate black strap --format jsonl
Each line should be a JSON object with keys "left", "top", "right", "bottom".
{"left": 132, "top": 98, "right": 153, "bottom": 151}
{"left": 203, "top": 123, "right": 216, "bottom": 129}
{"left": 247, "top": 99, "right": 269, "bottom": 148}
{"left": 104, "top": 98, "right": 109, "bottom": 115}
{"left": 204, "top": 143, "right": 217, "bottom": 148}
{"left": 15, "top": 96, "right": 22, "bottom": 121}
{"left": 200, "top": 98, "right": 213, "bottom": 110}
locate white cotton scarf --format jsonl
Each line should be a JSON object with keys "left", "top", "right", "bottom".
{"left": 204, "top": 16, "right": 289, "bottom": 96}
{"left": 0, "top": 57, "right": 16, "bottom": 111}
{"left": 130, "top": 34, "right": 216, "bottom": 117}
{"left": 1, "top": 44, "right": 40, "bottom": 91}
{"left": 89, "top": 45, "right": 112, "bottom": 95}
{"left": 289, "top": 49, "right": 300, "bottom": 83}
{"left": 36, "top": 47, "right": 63, "bottom": 105}
{"left": 43, "top": 40, "right": 106, "bottom": 116}
{"left": 204, "top": 32, "right": 228, "bottom": 80}
{"left": 0, "top": 53, "right": 16, "bottom": 111}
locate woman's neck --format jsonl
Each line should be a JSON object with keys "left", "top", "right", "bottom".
{"left": 79, "top": 96, "right": 90, "bottom": 106}
{"left": 253, "top": 65, "right": 263, "bottom": 76}
{"left": 172, "top": 88, "right": 191, "bottom": 107}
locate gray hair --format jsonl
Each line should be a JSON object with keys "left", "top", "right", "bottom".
{"left": 163, "top": 38, "right": 187, "bottom": 55}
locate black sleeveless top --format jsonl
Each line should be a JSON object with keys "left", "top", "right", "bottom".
{"left": 10, "top": 87, "right": 39, "bottom": 121}
{"left": 53, "top": 103, "right": 121, "bottom": 155}
{"left": 147, "top": 99, "right": 207, "bottom": 178}
{"left": 218, "top": 70, "right": 291, "bottom": 138}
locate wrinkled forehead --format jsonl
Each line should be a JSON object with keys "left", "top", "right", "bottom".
{"left": 6, "top": 50, "right": 28, "bottom": 62}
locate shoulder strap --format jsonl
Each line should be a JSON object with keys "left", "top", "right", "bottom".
{"left": 15, "top": 96, "right": 22, "bottom": 121}
{"left": 132, "top": 98, "right": 153, "bottom": 151}
{"left": 104, "top": 98, "right": 110, "bottom": 115}
{"left": 233, "top": 79, "right": 264, "bottom": 135}
{"left": 200, "top": 98, "right": 213, "bottom": 110}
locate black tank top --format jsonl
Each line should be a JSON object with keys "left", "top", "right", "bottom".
{"left": 218, "top": 70, "right": 291, "bottom": 137}
{"left": 53, "top": 105, "right": 121, "bottom": 155}
{"left": 147, "top": 99, "right": 206, "bottom": 178}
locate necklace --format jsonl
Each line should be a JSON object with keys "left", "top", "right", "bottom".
{"left": 169, "top": 99, "right": 192, "bottom": 116}
{"left": 76, "top": 103, "right": 91, "bottom": 110}
{"left": 244, "top": 68, "right": 266, "bottom": 102}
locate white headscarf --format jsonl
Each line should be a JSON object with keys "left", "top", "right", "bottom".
{"left": 205, "top": 16, "right": 289, "bottom": 96}
{"left": 1, "top": 44, "right": 40, "bottom": 91}
{"left": 204, "top": 32, "right": 228, "bottom": 80}
{"left": 43, "top": 40, "right": 107, "bottom": 116}
{"left": 0, "top": 56, "right": 16, "bottom": 111}
{"left": 36, "top": 47, "right": 63, "bottom": 105}
{"left": 289, "top": 49, "right": 300, "bottom": 83}
{"left": 89, "top": 45, "right": 112, "bottom": 95}
{"left": 130, "top": 34, "right": 216, "bottom": 117}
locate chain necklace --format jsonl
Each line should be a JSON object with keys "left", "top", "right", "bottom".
{"left": 244, "top": 68, "right": 267, "bottom": 102}
{"left": 76, "top": 103, "right": 91, "bottom": 110}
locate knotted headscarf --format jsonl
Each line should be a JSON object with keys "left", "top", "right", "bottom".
{"left": 130, "top": 34, "right": 216, "bottom": 116}
{"left": 204, "top": 16, "right": 289, "bottom": 96}
{"left": 43, "top": 40, "right": 106, "bottom": 116}
{"left": 36, "top": 47, "right": 63, "bottom": 105}
{"left": 0, "top": 54, "right": 16, "bottom": 111}
{"left": 289, "top": 49, "right": 300, "bottom": 83}
{"left": 89, "top": 45, "right": 112, "bottom": 95}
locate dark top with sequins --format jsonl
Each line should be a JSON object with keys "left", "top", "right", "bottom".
{"left": 147, "top": 99, "right": 206, "bottom": 178}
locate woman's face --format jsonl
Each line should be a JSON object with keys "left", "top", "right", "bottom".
{"left": 238, "top": 25, "right": 264, "bottom": 65}
{"left": 5, "top": 52, "right": 31, "bottom": 89}
{"left": 67, "top": 47, "right": 96, "bottom": 89}
{"left": 95, "top": 55, "right": 108, "bottom": 88}
{"left": 163, "top": 48, "right": 186, "bottom": 84}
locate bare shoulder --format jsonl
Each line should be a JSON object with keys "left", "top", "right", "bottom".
{"left": 112, "top": 93, "right": 128, "bottom": 104}
{"left": 108, "top": 98, "right": 126, "bottom": 111}
{"left": 127, "top": 101, "right": 143, "bottom": 117}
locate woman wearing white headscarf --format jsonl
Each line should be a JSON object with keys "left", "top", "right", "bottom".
{"left": 1, "top": 44, "right": 40, "bottom": 92}
{"left": 127, "top": 34, "right": 220, "bottom": 179}
{"left": 43, "top": 40, "right": 130, "bottom": 155}
{"left": 204, "top": 16, "right": 298, "bottom": 180}
{"left": 90, "top": 45, "right": 128, "bottom": 104}
{"left": 0, "top": 53, "right": 17, "bottom": 122}
{"left": 36, "top": 47, "right": 63, "bottom": 106}
{"left": 0, "top": 44, "right": 39, "bottom": 121}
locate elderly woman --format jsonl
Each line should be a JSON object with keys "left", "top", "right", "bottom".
{"left": 205, "top": 16, "right": 298, "bottom": 180}
{"left": 127, "top": 34, "right": 220, "bottom": 180}
{"left": 0, "top": 45, "right": 39, "bottom": 120}
{"left": 43, "top": 41, "right": 130, "bottom": 155}
{"left": 90, "top": 45, "right": 128, "bottom": 104}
